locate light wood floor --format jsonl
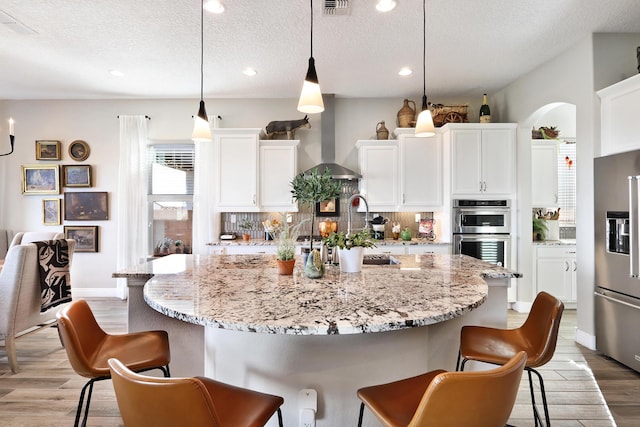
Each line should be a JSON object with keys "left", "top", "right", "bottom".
{"left": 1, "top": 299, "right": 639, "bottom": 426}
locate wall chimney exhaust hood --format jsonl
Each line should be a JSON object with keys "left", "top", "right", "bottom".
{"left": 304, "top": 94, "right": 362, "bottom": 180}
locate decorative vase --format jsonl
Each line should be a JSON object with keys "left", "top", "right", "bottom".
{"left": 175, "top": 247, "right": 182, "bottom": 254}
{"left": 397, "top": 99, "right": 416, "bottom": 128}
{"left": 276, "top": 259, "right": 295, "bottom": 275}
{"left": 400, "top": 228, "right": 412, "bottom": 241}
{"left": 305, "top": 249, "right": 325, "bottom": 278}
{"left": 376, "top": 121, "right": 389, "bottom": 140}
{"left": 338, "top": 247, "right": 364, "bottom": 273}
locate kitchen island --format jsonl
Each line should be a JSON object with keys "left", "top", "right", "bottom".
{"left": 115, "top": 253, "right": 519, "bottom": 427}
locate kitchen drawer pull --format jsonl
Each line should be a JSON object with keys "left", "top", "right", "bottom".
{"left": 595, "top": 291, "right": 640, "bottom": 311}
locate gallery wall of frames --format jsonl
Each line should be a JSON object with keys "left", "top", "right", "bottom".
{"left": 21, "top": 139, "right": 102, "bottom": 252}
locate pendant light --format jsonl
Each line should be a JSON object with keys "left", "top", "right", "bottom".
{"left": 297, "top": 0, "right": 324, "bottom": 114}
{"left": 415, "top": 0, "right": 435, "bottom": 137}
{"left": 1, "top": 117, "right": 15, "bottom": 156}
{"left": 192, "top": 0, "right": 212, "bottom": 142}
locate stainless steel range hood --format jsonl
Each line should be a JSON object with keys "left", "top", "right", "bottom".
{"left": 304, "top": 94, "right": 361, "bottom": 180}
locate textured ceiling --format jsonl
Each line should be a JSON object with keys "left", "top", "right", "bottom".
{"left": 1, "top": 0, "right": 640, "bottom": 100}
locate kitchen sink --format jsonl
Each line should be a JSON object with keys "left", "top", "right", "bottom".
{"left": 362, "top": 254, "right": 400, "bottom": 265}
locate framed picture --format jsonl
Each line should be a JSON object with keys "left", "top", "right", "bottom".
{"left": 42, "top": 198, "right": 62, "bottom": 225}
{"left": 316, "top": 197, "right": 340, "bottom": 217}
{"left": 21, "top": 164, "right": 60, "bottom": 195}
{"left": 35, "top": 140, "right": 61, "bottom": 160}
{"left": 64, "top": 191, "right": 108, "bottom": 220}
{"left": 63, "top": 165, "right": 92, "bottom": 187}
{"left": 64, "top": 225, "right": 99, "bottom": 252}
{"left": 68, "top": 140, "right": 90, "bottom": 162}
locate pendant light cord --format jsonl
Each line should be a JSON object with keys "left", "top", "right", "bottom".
{"left": 200, "top": 0, "right": 204, "bottom": 101}
{"left": 422, "top": 0, "right": 426, "bottom": 107}
{"left": 310, "top": 0, "right": 314, "bottom": 58}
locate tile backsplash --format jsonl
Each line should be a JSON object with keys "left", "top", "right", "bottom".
{"left": 221, "top": 180, "right": 433, "bottom": 239}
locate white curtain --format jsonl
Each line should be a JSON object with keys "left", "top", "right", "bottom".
{"left": 192, "top": 139, "right": 219, "bottom": 255}
{"left": 116, "top": 116, "right": 148, "bottom": 298}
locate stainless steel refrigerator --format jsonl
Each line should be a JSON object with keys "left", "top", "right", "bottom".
{"left": 594, "top": 151, "right": 640, "bottom": 373}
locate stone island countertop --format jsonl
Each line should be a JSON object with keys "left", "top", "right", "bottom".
{"left": 134, "top": 253, "right": 520, "bottom": 335}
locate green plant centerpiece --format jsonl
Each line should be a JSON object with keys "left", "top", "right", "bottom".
{"left": 323, "top": 229, "right": 377, "bottom": 273}
{"left": 238, "top": 217, "right": 255, "bottom": 241}
{"left": 290, "top": 167, "right": 341, "bottom": 251}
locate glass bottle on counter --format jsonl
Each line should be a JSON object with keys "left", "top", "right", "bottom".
{"left": 479, "top": 93, "right": 491, "bottom": 123}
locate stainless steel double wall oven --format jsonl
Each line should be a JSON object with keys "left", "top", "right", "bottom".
{"left": 452, "top": 199, "right": 511, "bottom": 268}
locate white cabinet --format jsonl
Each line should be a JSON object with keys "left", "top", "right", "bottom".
{"left": 598, "top": 73, "right": 640, "bottom": 156}
{"left": 535, "top": 246, "right": 577, "bottom": 302}
{"left": 356, "top": 131, "right": 443, "bottom": 212}
{"left": 259, "top": 140, "right": 299, "bottom": 211}
{"left": 532, "top": 141, "right": 558, "bottom": 207}
{"left": 395, "top": 129, "right": 443, "bottom": 210}
{"left": 356, "top": 140, "right": 400, "bottom": 211}
{"left": 224, "top": 245, "right": 277, "bottom": 255}
{"left": 444, "top": 123, "right": 516, "bottom": 197}
{"left": 215, "top": 129, "right": 261, "bottom": 212}
{"left": 365, "top": 245, "right": 407, "bottom": 255}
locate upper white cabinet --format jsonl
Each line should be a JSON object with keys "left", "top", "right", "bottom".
{"left": 215, "top": 129, "right": 261, "bottom": 212}
{"left": 356, "top": 130, "right": 443, "bottom": 212}
{"left": 532, "top": 141, "right": 558, "bottom": 207}
{"left": 356, "top": 140, "right": 400, "bottom": 211}
{"left": 598, "top": 73, "right": 640, "bottom": 156}
{"left": 395, "top": 128, "right": 443, "bottom": 210}
{"left": 259, "top": 140, "right": 299, "bottom": 212}
{"left": 443, "top": 123, "right": 517, "bottom": 197}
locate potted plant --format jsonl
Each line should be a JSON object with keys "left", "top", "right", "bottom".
{"left": 323, "top": 229, "right": 377, "bottom": 272}
{"left": 239, "top": 217, "right": 254, "bottom": 241}
{"left": 290, "top": 167, "right": 341, "bottom": 251}
{"left": 272, "top": 217, "right": 307, "bottom": 275}
{"left": 174, "top": 239, "right": 183, "bottom": 254}
{"left": 533, "top": 216, "right": 547, "bottom": 241}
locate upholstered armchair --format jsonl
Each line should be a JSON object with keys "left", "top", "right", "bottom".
{"left": 0, "top": 240, "right": 75, "bottom": 373}
{"left": 9, "top": 231, "right": 64, "bottom": 248}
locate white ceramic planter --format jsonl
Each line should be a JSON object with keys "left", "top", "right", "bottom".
{"left": 338, "top": 246, "right": 364, "bottom": 273}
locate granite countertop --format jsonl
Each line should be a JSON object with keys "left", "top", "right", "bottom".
{"left": 208, "top": 238, "right": 451, "bottom": 247}
{"left": 129, "top": 253, "right": 520, "bottom": 336}
{"left": 533, "top": 239, "right": 576, "bottom": 246}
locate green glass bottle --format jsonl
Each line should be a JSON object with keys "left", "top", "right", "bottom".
{"left": 479, "top": 93, "right": 491, "bottom": 123}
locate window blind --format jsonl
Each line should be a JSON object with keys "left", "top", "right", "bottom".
{"left": 557, "top": 142, "right": 576, "bottom": 225}
{"left": 148, "top": 144, "right": 194, "bottom": 195}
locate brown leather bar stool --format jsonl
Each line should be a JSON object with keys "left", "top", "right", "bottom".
{"left": 57, "top": 299, "right": 171, "bottom": 427}
{"left": 457, "top": 291, "right": 564, "bottom": 427}
{"left": 357, "top": 351, "right": 526, "bottom": 427}
{"left": 108, "top": 358, "right": 285, "bottom": 427}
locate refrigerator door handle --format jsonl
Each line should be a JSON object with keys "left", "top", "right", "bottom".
{"left": 629, "top": 176, "right": 639, "bottom": 278}
{"left": 594, "top": 291, "right": 640, "bottom": 311}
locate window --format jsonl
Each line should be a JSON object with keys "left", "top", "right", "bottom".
{"left": 148, "top": 143, "right": 194, "bottom": 255}
{"left": 557, "top": 142, "right": 576, "bottom": 226}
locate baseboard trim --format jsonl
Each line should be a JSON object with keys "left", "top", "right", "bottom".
{"left": 72, "top": 287, "right": 126, "bottom": 300}
{"left": 510, "top": 301, "right": 533, "bottom": 313}
{"left": 575, "top": 328, "right": 596, "bottom": 350}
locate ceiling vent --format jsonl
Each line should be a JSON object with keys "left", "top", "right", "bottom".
{"left": 323, "top": 0, "right": 351, "bottom": 16}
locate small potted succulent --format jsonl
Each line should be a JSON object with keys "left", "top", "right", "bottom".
{"left": 174, "top": 239, "right": 183, "bottom": 254}
{"left": 272, "top": 218, "right": 307, "bottom": 275}
{"left": 238, "top": 217, "right": 255, "bottom": 241}
{"left": 323, "top": 229, "right": 377, "bottom": 272}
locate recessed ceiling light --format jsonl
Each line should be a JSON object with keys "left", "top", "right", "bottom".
{"left": 204, "top": 0, "right": 224, "bottom": 14}
{"left": 109, "top": 69, "right": 124, "bottom": 77}
{"left": 398, "top": 67, "right": 412, "bottom": 76}
{"left": 243, "top": 67, "right": 257, "bottom": 77}
{"left": 376, "top": 0, "right": 397, "bottom": 12}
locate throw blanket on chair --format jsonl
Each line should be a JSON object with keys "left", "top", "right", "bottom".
{"left": 34, "top": 240, "right": 71, "bottom": 312}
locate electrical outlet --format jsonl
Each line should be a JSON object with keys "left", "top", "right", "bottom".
{"left": 230, "top": 214, "right": 236, "bottom": 223}
{"left": 286, "top": 213, "right": 293, "bottom": 223}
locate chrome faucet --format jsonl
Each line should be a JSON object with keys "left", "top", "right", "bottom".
{"left": 347, "top": 194, "right": 371, "bottom": 238}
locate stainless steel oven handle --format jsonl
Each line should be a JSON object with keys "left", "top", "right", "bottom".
{"left": 594, "top": 291, "right": 640, "bottom": 311}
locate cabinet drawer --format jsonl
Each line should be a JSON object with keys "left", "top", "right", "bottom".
{"left": 536, "top": 246, "right": 576, "bottom": 258}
